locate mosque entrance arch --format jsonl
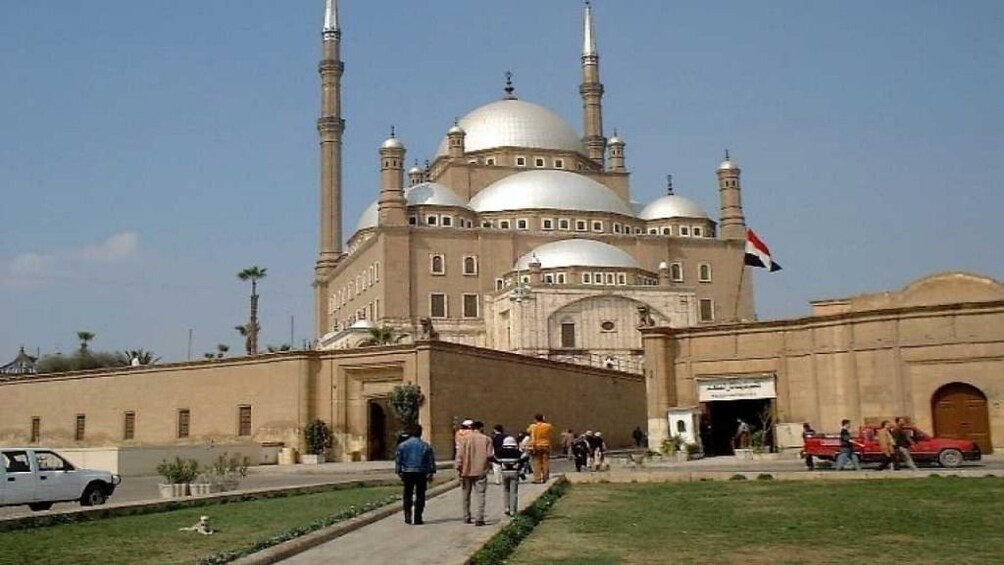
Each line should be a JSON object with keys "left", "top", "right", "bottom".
{"left": 367, "top": 399, "right": 390, "bottom": 461}
{"left": 932, "top": 382, "right": 992, "bottom": 453}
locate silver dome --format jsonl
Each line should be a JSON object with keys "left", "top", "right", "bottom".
{"left": 638, "top": 194, "right": 710, "bottom": 220}
{"left": 382, "top": 137, "right": 405, "bottom": 149}
{"left": 435, "top": 99, "right": 584, "bottom": 156}
{"left": 608, "top": 135, "right": 625, "bottom": 145}
{"left": 718, "top": 158, "right": 738, "bottom": 170}
{"left": 469, "top": 170, "right": 634, "bottom": 216}
{"left": 355, "top": 182, "right": 470, "bottom": 232}
{"left": 515, "top": 239, "right": 641, "bottom": 270}
{"left": 350, "top": 319, "right": 378, "bottom": 330}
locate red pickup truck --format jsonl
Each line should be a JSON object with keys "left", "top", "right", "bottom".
{"left": 803, "top": 426, "right": 981, "bottom": 468}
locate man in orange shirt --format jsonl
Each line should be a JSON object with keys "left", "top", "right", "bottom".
{"left": 526, "top": 413, "right": 553, "bottom": 483}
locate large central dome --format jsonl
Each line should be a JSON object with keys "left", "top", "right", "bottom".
{"left": 469, "top": 170, "right": 634, "bottom": 216}
{"left": 436, "top": 99, "right": 584, "bottom": 156}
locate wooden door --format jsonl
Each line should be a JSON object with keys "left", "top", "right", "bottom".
{"left": 932, "top": 383, "right": 992, "bottom": 453}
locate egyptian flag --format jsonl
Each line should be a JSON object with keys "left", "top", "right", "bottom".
{"left": 745, "top": 229, "right": 782, "bottom": 272}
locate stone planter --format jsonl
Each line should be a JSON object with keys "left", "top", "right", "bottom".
{"left": 189, "top": 483, "right": 212, "bottom": 496}
{"left": 734, "top": 448, "right": 754, "bottom": 460}
{"left": 301, "top": 453, "right": 325, "bottom": 465}
{"left": 158, "top": 483, "right": 190, "bottom": 499}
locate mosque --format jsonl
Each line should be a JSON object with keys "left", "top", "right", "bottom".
{"left": 312, "top": 0, "right": 755, "bottom": 370}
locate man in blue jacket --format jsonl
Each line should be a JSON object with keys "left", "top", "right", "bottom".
{"left": 395, "top": 424, "right": 436, "bottom": 525}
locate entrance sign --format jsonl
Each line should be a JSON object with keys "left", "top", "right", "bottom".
{"left": 697, "top": 375, "right": 776, "bottom": 402}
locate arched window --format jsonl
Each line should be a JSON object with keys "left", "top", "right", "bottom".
{"left": 463, "top": 256, "right": 477, "bottom": 275}
{"left": 430, "top": 254, "right": 445, "bottom": 275}
{"left": 698, "top": 263, "right": 712, "bottom": 282}
{"left": 670, "top": 262, "right": 683, "bottom": 282}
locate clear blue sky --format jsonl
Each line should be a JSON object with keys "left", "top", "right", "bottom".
{"left": 2, "top": 1, "right": 1002, "bottom": 362}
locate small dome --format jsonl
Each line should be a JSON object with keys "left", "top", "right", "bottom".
{"left": 515, "top": 239, "right": 640, "bottom": 270}
{"left": 638, "top": 194, "right": 710, "bottom": 220}
{"left": 350, "top": 319, "right": 378, "bottom": 330}
{"left": 382, "top": 136, "right": 404, "bottom": 150}
{"left": 718, "top": 158, "right": 738, "bottom": 171}
{"left": 408, "top": 165, "right": 423, "bottom": 174}
{"left": 355, "top": 183, "right": 470, "bottom": 232}
{"left": 448, "top": 124, "right": 465, "bottom": 135}
{"left": 470, "top": 170, "right": 634, "bottom": 216}
{"left": 436, "top": 99, "right": 584, "bottom": 156}
{"left": 608, "top": 135, "right": 625, "bottom": 146}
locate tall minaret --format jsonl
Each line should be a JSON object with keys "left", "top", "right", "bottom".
{"left": 314, "top": 0, "right": 345, "bottom": 338}
{"left": 580, "top": 1, "right": 606, "bottom": 166}
{"left": 717, "top": 150, "right": 747, "bottom": 239}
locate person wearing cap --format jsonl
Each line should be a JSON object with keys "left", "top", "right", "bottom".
{"left": 454, "top": 419, "right": 473, "bottom": 458}
{"left": 491, "top": 436, "right": 530, "bottom": 517}
{"left": 455, "top": 420, "right": 493, "bottom": 526}
{"left": 526, "top": 413, "right": 554, "bottom": 483}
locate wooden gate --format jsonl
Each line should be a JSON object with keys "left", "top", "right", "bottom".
{"left": 932, "top": 382, "right": 992, "bottom": 453}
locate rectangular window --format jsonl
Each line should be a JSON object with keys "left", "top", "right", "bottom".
{"left": 699, "top": 298, "right": 715, "bottom": 322}
{"left": 582, "top": 273, "right": 592, "bottom": 284}
{"left": 592, "top": 221, "right": 603, "bottom": 232}
{"left": 662, "top": 227, "right": 671, "bottom": 235}
{"left": 499, "top": 219, "right": 511, "bottom": 229}
{"left": 495, "top": 278, "right": 505, "bottom": 291}
{"left": 238, "top": 405, "right": 252, "bottom": 437}
{"left": 534, "top": 157, "right": 545, "bottom": 167}
{"left": 617, "top": 273, "right": 627, "bottom": 285}
{"left": 30, "top": 417, "right": 40, "bottom": 444}
{"left": 516, "top": 218, "right": 528, "bottom": 230}
{"left": 605, "top": 273, "right": 615, "bottom": 285}
{"left": 74, "top": 414, "right": 86, "bottom": 441}
{"left": 408, "top": 216, "right": 417, "bottom": 225}
{"left": 462, "top": 294, "right": 480, "bottom": 318}
{"left": 554, "top": 158, "right": 564, "bottom": 169}
{"left": 699, "top": 263, "right": 712, "bottom": 282}
{"left": 693, "top": 226, "right": 703, "bottom": 237}
{"left": 123, "top": 412, "right": 135, "bottom": 440}
{"left": 560, "top": 323, "right": 576, "bottom": 348}
{"left": 594, "top": 272, "right": 604, "bottom": 285}
{"left": 463, "top": 255, "right": 478, "bottom": 275}
{"left": 680, "top": 226, "right": 690, "bottom": 237}
{"left": 542, "top": 219, "right": 554, "bottom": 230}
{"left": 441, "top": 215, "right": 453, "bottom": 227}
{"left": 177, "top": 409, "right": 190, "bottom": 439}
{"left": 558, "top": 219, "right": 570, "bottom": 230}
{"left": 426, "top": 215, "right": 438, "bottom": 226}
{"left": 374, "top": 262, "right": 380, "bottom": 282}
{"left": 430, "top": 293, "right": 447, "bottom": 318}
{"left": 543, "top": 273, "right": 555, "bottom": 284}
{"left": 556, "top": 273, "right": 567, "bottom": 284}
{"left": 575, "top": 220, "right": 587, "bottom": 232}
{"left": 613, "top": 223, "right": 622, "bottom": 234}
{"left": 515, "top": 156, "right": 526, "bottom": 167}
{"left": 670, "top": 262, "right": 684, "bottom": 282}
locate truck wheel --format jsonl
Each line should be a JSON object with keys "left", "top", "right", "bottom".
{"left": 938, "top": 449, "right": 963, "bottom": 468}
{"left": 80, "top": 483, "right": 108, "bottom": 506}
{"left": 28, "top": 502, "right": 53, "bottom": 511}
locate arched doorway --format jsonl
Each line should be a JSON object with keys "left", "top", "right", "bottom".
{"left": 367, "top": 401, "right": 388, "bottom": 461}
{"left": 932, "top": 382, "right": 992, "bottom": 453}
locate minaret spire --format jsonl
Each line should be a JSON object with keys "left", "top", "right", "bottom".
{"left": 315, "top": 0, "right": 346, "bottom": 337}
{"left": 580, "top": 1, "right": 606, "bottom": 166}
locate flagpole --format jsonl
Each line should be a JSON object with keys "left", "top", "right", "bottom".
{"left": 733, "top": 258, "right": 747, "bottom": 322}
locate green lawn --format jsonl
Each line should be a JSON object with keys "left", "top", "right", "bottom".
{"left": 0, "top": 485, "right": 399, "bottom": 565}
{"left": 507, "top": 478, "right": 1004, "bottom": 565}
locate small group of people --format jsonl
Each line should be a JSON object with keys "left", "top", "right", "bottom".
{"left": 560, "top": 429, "right": 607, "bottom": 472}
{"left": 802, "top": 417, "right": 918, "bottom": 471}
{"left": 395, "top": 413, "right": 555, "bottom": 527}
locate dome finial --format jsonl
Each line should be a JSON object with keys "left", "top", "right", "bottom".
{"left": 390, "top": 125, "right": 396, "bottom": 138}
{"left": 666, "top": 174, "right": 674, "bottom": 195}
{"left": 503, "top": 71, "right": 517, "bottom": 100}
{"left": 724, "top": 148, "right": 730, "bottom": 161}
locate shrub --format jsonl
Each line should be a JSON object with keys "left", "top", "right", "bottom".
{"left": 756, "top": 473, "right": 774, "bottom": 481}
{"left": 388, "top": 384, "right": 425, "bottom": 430}
{"left": 729, "top": 474, "right": 747, "bottom": 481}
{"left": 156, "top": 457, "right": 200, "bottom": 484}
{"left": 304, "top": 419, "right": 333, "bottom": 455}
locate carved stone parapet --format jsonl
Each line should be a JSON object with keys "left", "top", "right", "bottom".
{"left": 317, "top": 116, "right": 345, "bottom": 135}
{"left": 579, "top": 82, "right": 605, "bottom": 96}
{"left": 318, "top": 59, "right": 344, "bottom": 75}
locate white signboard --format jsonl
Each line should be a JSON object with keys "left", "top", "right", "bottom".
{"left": 697, "top": 375, "right": 776, "bottom": 402}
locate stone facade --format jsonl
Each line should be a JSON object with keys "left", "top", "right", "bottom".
{"left": 641, "top": 272, "right": 1004, "bottom": 454}
{"left": 0, "top": 341, "right": 644, "bottom": 463}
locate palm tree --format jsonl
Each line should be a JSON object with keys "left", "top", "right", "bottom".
{"left": 216, "top": 344, "right": 229, "bottom": 359}
{"left": 360, "top": 327, "right": 404, "bottom": 347}
{"left": 237, "top": 266, "right": 267, "bottom": 355}
{"left": 120, "top": 349, "right": 160, "bottom": 366}
{"left": 77, "top": 331, "right": 95, "bottom": 355}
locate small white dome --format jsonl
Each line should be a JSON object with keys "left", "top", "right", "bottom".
{"left": 436, "top": 99, "right": 584, "bottom": 156}
{"left": 515, "top": 239, "right": 640, "bottom": 270}
{"left": 350, "top": 319, "right": 377, "bottom": 330}
{"left": 718, "top": 158, "right": 738, "bottom": 171}
{"left": 408, "top": 165, "right": 423, "bottom": 174}
{"left": 638, "top": 194, "right": 710, "bottom": 220}
{"left": 470, "top": 170, "right": 634, "bottom": 216}
{"left": 382, "top": 137, "right": 404, "bottom": 150}
{"left": 355, "top": 183, "right": 470, "bottom": 232}
{"left": 608, "top": 135, "right": 625, "bottom": 145}
{"left": 448, "top": 124, "right": 465, "bottom": 135}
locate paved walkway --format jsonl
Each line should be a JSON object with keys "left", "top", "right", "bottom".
{"left": 281, "top": 478, "right": 556, "bottom": 565}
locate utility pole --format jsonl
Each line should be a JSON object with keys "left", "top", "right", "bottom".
{"left": 187, "top": 328, "right": 193, "bottom": 361}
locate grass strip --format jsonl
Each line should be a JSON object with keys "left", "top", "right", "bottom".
{"left": 467, "top": 479, "right": 569, "bottom": 565}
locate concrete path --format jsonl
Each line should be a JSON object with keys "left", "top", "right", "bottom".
{"left": 281, "top": 478, "right": 556, "bottom": 565}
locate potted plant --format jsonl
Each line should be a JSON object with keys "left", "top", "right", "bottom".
{"left": 206, "top": 453, "right": 249, "bottom": 491}
{"left": 303, "top": 420, "right": 332, "bottom": 464}
{"left": 685, "top": 442, "right": 702, "bottom": 460}
{"left": 155, "top": 457, "right": 200, "bottom": 498}
{"left": 661, "top": 435, "right": 687, "bottom": 461}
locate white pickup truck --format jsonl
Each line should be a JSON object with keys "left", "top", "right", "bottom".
{"left": 1, "top": 448, "right": 122, "bottom": 511}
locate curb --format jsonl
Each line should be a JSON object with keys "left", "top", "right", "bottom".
{"left": 0, "top": 478, "right": 400, "bottom": 533}
{"left": 466, "top": 476, "right": 568, "bottom": 565}
{"left": 231, "top": 479, "right": 461, "bottom": 565}
{"left": 562, "top": 468, "right": 1004, "bottom": 484}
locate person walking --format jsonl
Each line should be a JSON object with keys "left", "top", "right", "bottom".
{"left": 454, "top": 419, "right": 473, "bottom": 458}
{"left": 560, "top": 429, "right": 574, "bottom": 459}
{"left": 632, "top": 426, "right": 645, "bottom": 448}
{"left": 491, "top": 424, "right": 506, "bottom": 485}
{"left": 834, "top": 419, "right": 862, "bottom": 471}
{"left": 491, "top": 436, "right": 530, "bottom": 517}
{"left": 734, "top": 419, "right": 752, "bottom": 450}
{"left": 516, "top": 431, "right": 532, "bottom": 480}
{"left": 875, "top": 420, "right": 899, "bottom": 471}
{"left": 583, "top": 430, "right": 596, "bottom": 468}
{"left": 395, "top": 424, "right": 436, "bottom": 525}
{"left": 571, "top": 433, "right": 589, "bottom": 472}
{"left": 455, "top": 420, "right": 493, "bottom": 526}
{"left": 801, "top": 422, "right": 817, "bottom": 470}
{"left": 527, "top": 413, "right": 554, "bottom": 483}
{"left": 893, "top": 417, "right": 919, "bottom": 471}
{"left": 592, "top": 431, "right": 608, "bottom": 471}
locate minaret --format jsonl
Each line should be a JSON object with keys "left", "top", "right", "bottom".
{"left": 408, "top": 161, "right": 424, "bottom": 187}
{"left": 317, "top": 0, "right": 344, "bottom": 262}
{"left": 607, "top": 130, "right": 626, "bottom": 172}
{"left": 378, "top": 129, "right": 407, "bottom": 226}
{"left": 314, "top": 0, "right": 345, "bottom": 339}
{"left": 580, "top": 1, "right": 606, "bottom": 166}
{"left": 717, "top": 150, "right": 747, "bottom": 239}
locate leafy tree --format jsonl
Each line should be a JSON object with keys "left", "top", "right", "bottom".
{"left": 359, "top": 326, "right": 405, "bottom": 347}
{"left": 76, "top": 331, "right": 95, "bottom": 355}
{"left": 388, "top": 383, "right": 425, "bottom": 431}
{"left": 304, "top": 419, "right": 332, "bottom": 455}
{"left": 266, "top": 344, "right": 292, "bottom": 353}
{"left": 119, "top": 349, "right": 160, "bottom": 365}
{"left": 237, "top": 266, "right": 267, "bottom": 355}
{"left": 216, "top": 344, "right": 229, "bottom": 359}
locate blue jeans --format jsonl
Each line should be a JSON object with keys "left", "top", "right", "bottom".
{"left": 835, "top": 448, "right": 860, "bottom": 470}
